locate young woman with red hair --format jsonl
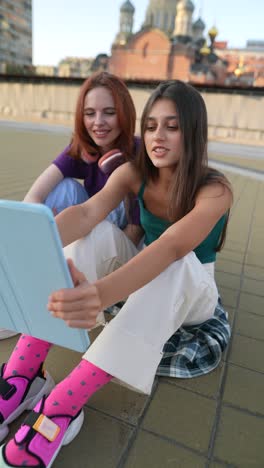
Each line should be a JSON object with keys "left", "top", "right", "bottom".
{"left": 24, "top": 71, "right": 141, "bottom": 235}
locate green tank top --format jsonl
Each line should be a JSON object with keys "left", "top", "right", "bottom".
{"left": 138, "top": 182, "right": 226, "bottom": 264}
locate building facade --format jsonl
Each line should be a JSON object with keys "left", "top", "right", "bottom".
{"left": 0, "top": 0, "right": 32, "bottom": 71}
{"left": 109, "top": 0, "right": 227, "bottom": 84}
{"left": 57, "top": 57, "right": 94, "bottom": 78}
{"left": 216, "top": 42, "right": 264, "bottom": 87}
{"left": 110, "top": 0, "right": 264, "bottom": 87}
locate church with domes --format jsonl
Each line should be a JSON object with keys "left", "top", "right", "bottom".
{"left": 109, "top": 0, "right": 227, "bottom": 85}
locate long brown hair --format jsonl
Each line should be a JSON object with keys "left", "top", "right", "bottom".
{"left": 69, "top": 71, "right": 136, "bottom": 160}
{"left": 135, "top": 80, "right": 232, "bottom": 251}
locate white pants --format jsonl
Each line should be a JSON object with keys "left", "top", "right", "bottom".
{"left": 64, "top": 221, "right": 218, "bottom": 395}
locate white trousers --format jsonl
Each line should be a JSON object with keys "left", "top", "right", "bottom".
{"left": 64, "top": 221, "right": 218, "bottom": 395}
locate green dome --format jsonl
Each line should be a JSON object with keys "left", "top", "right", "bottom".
{"left": 121, "top": 0, "right": 135, "bottom": 13}
{"left": 177, "top": 0, "right": 194, "bottom": 12}
{"left": 193, "top": 17, "right": 205, "bottom": 30}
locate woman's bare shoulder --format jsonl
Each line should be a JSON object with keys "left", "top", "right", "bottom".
{"left": 196, "top": 181, "right": 232, "bottom": 202}
{"left": 195, "top": 181, "right": 233, "bottom": 213}
{"left": 113, "top": 162, "right": 142, "bottom": 194}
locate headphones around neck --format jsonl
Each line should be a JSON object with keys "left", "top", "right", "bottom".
{"left": 81, "top": 148, "right": 125, "bottom": 175}
{"left": 98, "top": 149, "right": 124, "bottom": 175}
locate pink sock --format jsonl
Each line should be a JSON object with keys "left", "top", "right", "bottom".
{"left": 3, "top": 334, "right": 52, "bottom": 379}
{"left": 5, "top": 360, "right": 112, "bottom": 466}
{"left": 44, "top": 359, "right": 112, "bottom": 417}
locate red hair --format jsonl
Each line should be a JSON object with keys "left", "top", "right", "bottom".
{"left": 69, "top": 72, "right": 136, "bottom": 160}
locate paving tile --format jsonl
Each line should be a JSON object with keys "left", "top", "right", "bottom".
{"left": 0, "top": 130, "right": 68, "bottom": 166}
{"left": 218, "top": 250, "right": 245, "bottom": 264}
{"left": 248, "top": 233, "right": 264, "bottom": 244}
{"left": 227, "top": 229, "right": 249, "bottom": 243}
{"left": 244, "top": 264, "right": 264, "bottom": 281}
{"left": 45, "top": 345, "right": 86, "bottom": 384}
{"left": 163, "top": 362, "right": 225, "bottom": 399}
{"left": 229, "top": 334, "right": 264, "bottom": 373}
{"left": 213, "top": 407, "right": 264, "bottom": 466}
{"left": 234, "top": 310, "right": 264, "bottom": 341}
{"left": 88, "top": 381, "right": 149, "bottom": 425}
{"left": 215, "top": 272, "right": 240, "bottom": 291}
{"left": 226, "top": 231, "right": 248, "bottom": 243}
{"left": 249, "top": 234, "right": 264, "bottom": 246}
{"left": 124, "top": 431, "right": 206, "bottom": 468}
{"left": 56, "top": 407, "right": 133, "bottom": 468}
{"left": 218, "top": 287, "right": 238, "bottom": 308}
{"left": 239, "top": 292, "right": 264, "bottom": 316}
{"left": 0, "top": 335, "right": 20, "bottom": 363}
{"left": 223, "top": 364, "right": 264, "bottom": 415}
{"left": 142, "top": 383, "right": 216, "bottom": 453}
{"left": 215, "top": 259, "right": 243, "bottom": 276}
{"left": 250, "top": 227, "right": 264, "bottom": 237}
{"left": 2, "top": 190, "right": 28, "bottom": 200}
{"left": 245, "top": 252, "right": 264, "bottom": 267}
{"left": 45, "top": 325, "right": 104, "bottom": 383}
{"left": 241, "top": 278, "right": 264, "bottom": 296}
{"left": 228, "top": 217, "right": 250, "bottom": 229}
{"left": 226, "top": 307, "right": 235, "bottom": 328}
{"left": 209, "top": 462, "right": 233, "bottom": 468}
{"left": 247, "top": 246, "right": 264, "bottom": 258}
{"left": 223, "top": 240, "right": 246, "bottom": 253}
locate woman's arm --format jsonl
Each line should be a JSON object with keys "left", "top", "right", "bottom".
{"left": 48, "top": 182, "right": 232, "bottom": 328}
{"left": 55, "top": 162, "right": 140, "bottom": 246}
{"left": 24, "top": 164, "right": 64, "bottom": 203}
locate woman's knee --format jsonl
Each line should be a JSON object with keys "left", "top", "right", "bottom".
{"left": 45, "top": 178, "right": 88, "bottom": 213}
{"left": 63, "top": 221, "right": 121, "bottom": 279}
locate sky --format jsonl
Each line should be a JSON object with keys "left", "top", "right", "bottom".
{"left": 32, "top": 0, "right": 264, "bottom": 66}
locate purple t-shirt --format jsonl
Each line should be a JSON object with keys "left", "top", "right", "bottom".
{"left": 53, "top": 146, "right": 108, "bottom": 198}
{"left": 52, "top": 137, "right": 140, "bottom": 223}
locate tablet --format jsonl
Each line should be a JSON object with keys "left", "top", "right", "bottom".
{"left": 0, "top": 200, "right": 90, "bottom": 352}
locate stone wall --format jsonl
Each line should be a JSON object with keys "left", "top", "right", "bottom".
{"left": 1, "top": 80, "right": 264, "bottom": 143}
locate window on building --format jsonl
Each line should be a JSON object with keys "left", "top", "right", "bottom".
{"left": 170, "top": 15, "right": 174, "bottom": 32}
{"left": 155, "top": 11, "right": 160, "bottom": 28}
{"left": 142, "top": 42, "right": 149, "bottom": 58}
{"left": 163, "top": 13, "right": 168, "bottom": 31}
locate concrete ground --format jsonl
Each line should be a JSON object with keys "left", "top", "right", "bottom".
{"left": 0, "top": 126, "right": 264, "bottom": 467}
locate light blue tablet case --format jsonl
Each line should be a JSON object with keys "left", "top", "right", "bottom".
{"left": 0, "top": 200, "right": 90, "bottom": 352}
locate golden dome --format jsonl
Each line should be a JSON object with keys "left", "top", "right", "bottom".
{"left": 234, "top": 67, "right": 243, "bottom": 77}
{"left": 200, "top": 41, "right": 210, "bottom": 56}
{"left": 208, "top": 26, "right": 218, "bottom": 38}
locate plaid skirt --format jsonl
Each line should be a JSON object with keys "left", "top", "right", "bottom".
{"left": 105, "top": 296, "right": 230, "bottom": 379}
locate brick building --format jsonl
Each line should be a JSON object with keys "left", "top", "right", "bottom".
{"left": 216, "top": 41, "right": 264, "bottom": 87}
{"left": 109, "top": 0, "right": 264, "bottom": 87}
{"left": 109, "top": 0, "right": 227, "bottom": 85}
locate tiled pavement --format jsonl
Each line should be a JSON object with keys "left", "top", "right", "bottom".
{"left": 0, "top": 127, "right": 264, "bottom": 467}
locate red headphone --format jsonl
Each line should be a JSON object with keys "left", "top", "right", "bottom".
{"left": 98, "top": 149, "right": 124, "bottom": 174}
{"left": 81, "top": 148, "right": 125, "bottom": 175}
